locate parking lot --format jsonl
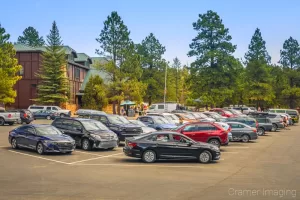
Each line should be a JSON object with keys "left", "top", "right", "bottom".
{"left": 1, "top": 120, "right": 300, "bottom": 200}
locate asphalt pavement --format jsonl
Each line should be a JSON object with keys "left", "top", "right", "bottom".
{"left": 0, "top": 120, "right": 299, "bottom": 200}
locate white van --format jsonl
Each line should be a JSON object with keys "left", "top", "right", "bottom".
{"left": 28, "top": 105, "right": 71, "bottom": 117}
{"left": 147, "top": 103, "right": 179, "bottom": 113}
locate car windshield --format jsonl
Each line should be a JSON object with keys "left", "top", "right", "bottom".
{"left": 55, "top": 107, "right": 62, "bottom": 110}
{"left": 35, "top": 126, "right": 62, "bottom": 136}
{"left": 197, "top": 113, "right": 208, "bottom": 118}
{"left": 81, "top": 120, "right": 109, "bottom": 131}
{"left": 108, "top": 116, "right": 124, "bottom": 124}
{"left": 209, "top": 112, "right": 222, "bottom": 118}
{"left": 117, "top": 116, "right": 131, "bottom": 124}
{"left": 216, "top": 123, "right": 229, "bottom": 130}
{"left": 230, "top": 110, "right": 242, "bottom": 115}
{"left": 164, "top": 115, "right": 176, "bottom": 123}
{"left": 185, "top": 114, "right": 196, "bottom": 119}
{"left": 130, "top": 120, "right": 146, "bottom": 127}
{"left": 224, "top": 111, "right": 232, "bottom": 115}
{"left": 154, "top": 117, "right": 170, "bottom": 124}
{"left": 149, "top": 105, "right": 156, "bottom": 110}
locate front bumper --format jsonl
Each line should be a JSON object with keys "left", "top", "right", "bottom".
{"left": 94, "top": 140, "right": 118, "bottom": 149}
{"left": 213, "top": 152, "right": 221, "bottom": 160}
{"left": 44, "top": 144, "right": 76, "bottom": 153}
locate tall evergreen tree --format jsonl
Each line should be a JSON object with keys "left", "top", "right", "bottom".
{"left": 279, "top": 37, "right": 300, "bottom": 108}
{"left": 137, "top": 33, "right": 166, "bottom": 105}
{"left": 82, "top": 75, "right": 108, "bottom": 110}
{"left": 188, "top": 10, "right": 238, "bottom": 107}
{"left": 17, "top": 26, "right": 45, "bottom": 47}
{"left": 96, "top": 11, "right": 132, "bottom": 114}
{"left": 244, "top": 28, "right": 271, "bottom": 64}
{"left": 0, "top": 24, "right": 22, "bottom": 105}
{"left": 35, "top": 21, "right": 69, "bottom": 105}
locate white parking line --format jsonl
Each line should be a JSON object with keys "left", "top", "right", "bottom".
{"left": 74, "top": 150, "right": 104, "bottom": 156}
{"left": 224, "top": 147, "right": 249, "bottom": 149}
{"left": 73, "top": 163, "right": 206, "bottom": 168}
{"left": 8, "top": 150, "right": 70, "bottom": 165}
{"left": 68, "top": 153, "right": 123, "bottom": 164}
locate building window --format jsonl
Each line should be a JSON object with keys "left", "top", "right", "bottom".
{"left": 19, "top": 66, "right": 24, "bottom": 76}
{"left": 75, "top": 68, "right": 80, "bottom": 79}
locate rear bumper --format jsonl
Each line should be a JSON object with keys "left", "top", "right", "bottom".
{"left": 123, "top": 147, "right": 142, "bottom": 158}
{"left": 250, "top": 134, "right": 258, "bottom": 140}
{"left": 5, "top": 118, "right": 18, "bottom": 123}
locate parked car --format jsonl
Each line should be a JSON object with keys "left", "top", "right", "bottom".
{"left": 226, "top": 122, "right": 258, "bottom": 142}
{"left": 210, "top": 108, "right": 234, "bottom": 118}
{"left": 224, "top": 109, "right": 247, "bottom": 117}
{"left": 254, "top": 118, "right": 273, "bottom": 135}
{"left": 75, "top": 109, "right": 105, "bottom": 117}
{"left": 52, "top": 118, "right": 118, "bottom": 150}
{"left": 9, "top": 124, "right": 76, "bottom": 154}
{"left": 232, "top": 107, "right": 256, "bottom": 114}
{"left": 172, "top": 113, "right": 198, "bottom": 124}
{"left": 224, "top": 117, "right": 258, "bottom": 129}
{"left": 215, "top": 122, "right": 232, "bottom": 142}
{"left": 268, "top": 109, "right": 299, "bottom": 123}
{"left": 88, "top": 114, "right": 142, "bottom": 143}
{"left": 189, "top": 112, "right": 216, "bottom": 122}
{"left": 202, "top": 112, "right": 227, "bottom": 122}
{"left": 0, "top": 108, "right": 20, "bottom": 126}
{"left": 147, "top": 102, "right": 179, "bottom": 113}
{"left": 248, "top": 112, "right": 284, "bottom": 131}
{"left": 123, "top": 131, "right": 221, "bottom": 163}
{"left": 28, "top": 105, "right": 71, "bottom": 117}
{"left": 137, "top": 116, "right": 178, "bottom": 130}
{"left": 33, "top": 110, "right": 59, "bottom": 120}
{"left": 174, "top": 122, "right": 228, "bottom": 147}
{"left": 146, "top": 113, "right": 180, "bottom": 125}
{"left": 129, "top": 120, "right": 157, "bottom": 134}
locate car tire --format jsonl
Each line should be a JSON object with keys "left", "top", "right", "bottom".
{"left": 11, "top": 138, "right": 18, "bottom": 149}
{"left": 257, "top": 127, "right": 265, "bottom": 136}
{"left": 8, "top": 122, "right": 14, "bottom": 126}
{"left": 82, "top": 139, "right": 91, "bottom": 151}
{"left": 36, "top": 142, "right": 44, "bottom": 155}
{"left": 241, "top": 134, "right": 250, "bottom": 143}
{"left": 208, "top": 139, "right": 221, "bottom": 147}
{"left": 199, "top": 150, "right": 212, "bottom": 163}
{"left": 46, "top": 116, "right": 51, "bottom": 120}
{"left": 0, "top": 118, "right": 5, "bottom": 126}
{"left": 142, "top": 150, "right": 157, "bottom": 163}
{"left": 271, "top": 124, "right": 278, "bottom": 132}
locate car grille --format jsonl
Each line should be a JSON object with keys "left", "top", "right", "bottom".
{"left": 124, "top": 128, "right": 142, "bottom": 134}
{"left": 101, "top": 135, "right": 115, "bottom": 140}
{"left": 56, "top": 142, "right": 73, "bottom": 148}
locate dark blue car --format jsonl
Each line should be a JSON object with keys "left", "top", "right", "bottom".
{"left": 9, "top": 124, "right": 76, "bottom": 155}
{"left": 33, "top": 110, "right": 59, "bottom": 120}
{"left": 137, "top": 116, "right": 178, "bottom": 130}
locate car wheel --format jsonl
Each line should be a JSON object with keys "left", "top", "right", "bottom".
{"left": 82, "top": 139, "right": 91, "bottom": 151}
{"left": 11, "top": 138, "right": 18, "bottom": 149}
{"left": 199, "top": 150, "right": 212, "bottom": 163}
{"left": 241, "top": 134, "right": 250, "bottom": 143}
{"left": 36, "top": 142, "right": 44, "bottom": 155}
{"left": 257, "top": 128, "right": 265, "bottom": 136}
{"left": 208, "top": 139, "right": 220, "bottom": 147}
{"left": 0, "top": 118, "right": 5, "bottom": 126}
{"left": 46, "top": 116, "right": 51, "bottom": 120}
{"left": 142, "top": 150, "right": 157, "bottom": 163}
{"left": 271, "top": 124, "right": 278, "bottom": 132}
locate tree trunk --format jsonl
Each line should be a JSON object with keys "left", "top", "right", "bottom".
{"left": 117, "top": 101, "right": 121, "bottom": 115}
{"left": 112, "top": 101, "right": 116, "bottom": 114}
{"left": 148, "top": 96, "right": 152, "bottom": 106}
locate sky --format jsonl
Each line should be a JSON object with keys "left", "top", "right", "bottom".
{"left": 1, "top": 0, "right": 300, "bottom": 65}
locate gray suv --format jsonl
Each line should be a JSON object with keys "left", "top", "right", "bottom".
{"left": 248, "top": 112, "right": 284, "bottom": 131}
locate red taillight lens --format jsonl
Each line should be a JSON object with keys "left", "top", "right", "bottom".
{"left": 8, "top": 114, "right": 11, "bottom": 118}
{"left": 253, "top": 128, "right": 257, "bottom": 132}
{"left": 127, "top": 142, "right": 137, "bottom": 148}
{"left": 23, "top": 113, "right": 27, "bottom": 118}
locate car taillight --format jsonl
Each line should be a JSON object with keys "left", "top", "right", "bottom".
{"left": 127, "top": 142, "right": 137, "bottom": 148}
{"left": 252, "top": 128, "right": 257, "bottom": 133}
{"left": 8, "top": 114, "right": 11, "bottom": 118}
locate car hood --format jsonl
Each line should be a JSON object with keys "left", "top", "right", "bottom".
{"left": 141, "top": 127, "right": 156, "bottom": 134}
{"left": 89, "top": 130, "right": 115, "bottom": 136}
{"left": 200, "top": 117, "right": 216, "bottom": 122}
{"left": 42, "top": 134, "right": 74, "bottom": 142}
{"left": 159, "top": 124, "right": 178, "bottom": 129}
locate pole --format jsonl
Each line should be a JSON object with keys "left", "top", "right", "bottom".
{"left": 164, "top": 63, "right": 167, "bottom": 106}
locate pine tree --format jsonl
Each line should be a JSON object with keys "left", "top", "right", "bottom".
{"left": 0, "top": 24, "right": 22, "bottom": 105}
{"left": 82, "top": 75, "right": 108, "bottom": 110}
{"left": 17, "top": 26, "right": 45, "bottom": 47}
{"left": 35, "top": 21, "right": 69, "bottom": 105}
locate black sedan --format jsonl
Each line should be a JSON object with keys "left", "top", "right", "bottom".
{"left": 9, "top": 124, "right": 76, "bottom": 154}
{"left": 123, "top": 131, "right": 221, "bottom": 163}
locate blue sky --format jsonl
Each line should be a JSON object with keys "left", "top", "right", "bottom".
{"left": 1, "top": 0, "right": 300, "bottom": 65}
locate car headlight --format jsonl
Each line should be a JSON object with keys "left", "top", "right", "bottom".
{"left": 91, "top": 134, "right": 102, "bottom": 141}
{"left": 42, "top": 140, "right": 57, "bottom": 145}
{"left": 113, "top": 133, "right": 118, "bottom": 140}
{"left": 210, "top": 145, "right": 220, "bottom": 151}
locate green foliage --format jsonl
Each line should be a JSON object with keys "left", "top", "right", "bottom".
{"left": 137, "top": 33, "right": 166, "bottom": 104}
{"left": 82, "top": 75, "right": 108, "bottom": 110}
{"left": 188, "top": 10, "right": 239, "bottom": 107}
{"left": 244, "top": 28, "right": 271, "bottom": 64}
{"left": 35, "top": 21, "right": 69, "bottom": 105}
{"left": 172, "top": 57, "right": 181, "bottom": 102}
{"left": 0, "top": 24, "right": 22, "bottom": 104}
{"left": 279, "top": 37, "right": 300, "bottom": 70}
{"left": 17, "top": 26, "right": 45, "bottom": 47}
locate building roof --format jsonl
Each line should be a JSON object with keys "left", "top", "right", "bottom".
{"left": 75, "top": 53, "right": 92, "bottom": 64}
{"left": 14, "top": 44, "right": 77, "bottom": 58}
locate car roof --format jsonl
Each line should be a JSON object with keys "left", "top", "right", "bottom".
{"left": 23, "top": 124, "right": 52, "bottom": 128}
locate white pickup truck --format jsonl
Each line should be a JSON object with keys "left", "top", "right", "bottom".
{"left": 0, "top": 108, "right": 20, "bottom": 126}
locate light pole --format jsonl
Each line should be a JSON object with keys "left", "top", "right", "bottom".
{"left": 164, "top": 63, "right": 167, "bottom": 106}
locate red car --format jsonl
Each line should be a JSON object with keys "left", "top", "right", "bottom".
{"left": 174, "top": 122, "right": 229, "bottom": 147}
{"left": 210, "top": 108, "right": 233, "bottom": 118}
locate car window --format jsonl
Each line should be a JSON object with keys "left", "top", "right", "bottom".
{"left": 172, "top": 135, "right": 191, "bottom": 143}
{"left": 206, "top": 124, "right": 218, "bottom": 130}
{"left": 99, "top": 116, "right": 109, "bottom": 124}
{"left": 46, "top": 107, "right": 51, "bottom": 110}
{"left": 139, "top": 117, "right": 148, "bottom": 122}
{"left": 257, "top": 118, "right": 266, "bottom": 123}
{"left": 150, "top": 134, "right": 170, "bottom": 142}
{"left": 62, "top": 119, "right": 74, "bottom": 129}
{"left": 229, "top": 123, "right": 239, "bottom": 128}
{"left": 73, "top": 121, "right": 83, "bottom": 130}
{"left": 157, "top": 105, "right": 164, "bottom": 109}
{"left": 90, "top": 115, "right": 100, "bottom": 120}
{"left": 183, "top": 125, "right": 198, "bottom": 132}
{"left": 23, "top": 126, "right": 36, "bottom": 134}
{"left": 35, "top": 126, "right": 62, "bottom": 136}
{"left": 52, "top": 107, "right": 60, "bottom": 110}
{"left": 276, "top": 110, "right": 285, "bottom": 113}
{"left": 52, "top": 118, "right": 63, "bottom": 127}
{"left": 287, "top": 110, "right": 297, "bottom": 115}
